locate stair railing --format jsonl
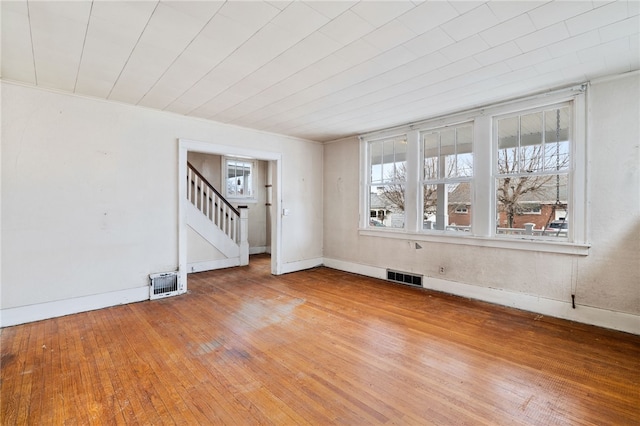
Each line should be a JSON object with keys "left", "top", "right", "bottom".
{"left": 187, "top": 162, "right": 239, "bottom": 243}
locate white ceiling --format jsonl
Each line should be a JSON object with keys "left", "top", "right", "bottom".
{"left": 2, "top": 1, "right": 639, "bottom": 142}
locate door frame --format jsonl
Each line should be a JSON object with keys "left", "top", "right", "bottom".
{"left": 178, "top": 138, "right": 283, "bottom": 290}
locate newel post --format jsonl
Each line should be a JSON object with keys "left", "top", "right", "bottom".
{"left": 238, "top": 206, "right": 249, "bottom": 266}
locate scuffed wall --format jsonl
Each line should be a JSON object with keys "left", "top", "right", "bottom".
{"left": 1, "top": 82, "right": 323, "bottom": 312}
{"left": 323, "top": 72, "right": 640, "bottom": 324}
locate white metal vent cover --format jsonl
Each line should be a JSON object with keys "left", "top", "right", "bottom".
{"left": 149, "top": 271, "right": 180, "bottom": 300}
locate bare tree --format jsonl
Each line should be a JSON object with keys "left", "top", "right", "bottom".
{"left": 379, "top": 163, "right": 406, "bottom": 211}
{"left": 378, "top": 159, "right": 451, "bottom": 217}
{"left": 422, "top": 158, "right": 440, "bottom": 218}
{"left": 496, "top": 144, "right": 568, "bottom": 228}
{"left": 377, "top": 143, "right": 567, "bottom": 229}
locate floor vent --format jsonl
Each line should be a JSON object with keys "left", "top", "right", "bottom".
{"left": 150, "top": 271, "right": 180, "bottom": 300}
{"left": 387, "top": 269, "right": 423, "bottom": 287}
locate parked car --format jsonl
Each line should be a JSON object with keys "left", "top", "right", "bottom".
{"left": 370, "top": 218, "right": 385, "bottom": 227}
{"left": 544, "top": 220, "right": 568, "bottom": 235}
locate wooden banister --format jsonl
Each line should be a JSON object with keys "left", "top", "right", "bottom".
{"left": 187, "top": 161, "right": 239, "bottom": 216}
{"left": 186, "top": 161, "right": 246, "bottom": 262}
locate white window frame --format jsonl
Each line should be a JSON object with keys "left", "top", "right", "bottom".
{"left": 222, "top": 156, "right": 258, "bottom": 203}
{"left": 363, "top": 134, "right": 410, "bottom": 231}
{"left": 493, "top": 101, "right": 572, "bottom": 241}
{"left": 359, "top": 85, "right": 589, "bottom": 256}
{"left": 419, "top": 121, "right": 474, "bottom": 233}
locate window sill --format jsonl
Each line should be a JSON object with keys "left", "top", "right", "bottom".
{"left": 227, "top": 197, "right": 258, "bottom": 204}
{"left": 358, "top": 228, "right": 590, "bottom": 256}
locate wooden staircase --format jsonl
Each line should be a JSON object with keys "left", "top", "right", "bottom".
{"left": 186, "top": 162, "right": 248, "bottom": 271}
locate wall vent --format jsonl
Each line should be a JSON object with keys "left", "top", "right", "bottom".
{"left": 387, "top": 269, "right": 423, "bottom": 287}
{"left": 150, "top": 271, "right": 180, "bottom": 300}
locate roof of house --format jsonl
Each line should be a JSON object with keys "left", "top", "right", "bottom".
{"left": 447, "top": 175, "right": 568, "bottom": 205}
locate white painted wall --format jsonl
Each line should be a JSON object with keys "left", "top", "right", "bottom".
{"left": 581, "top": 72, "right": 640, "bottom": 313}
{"left": 323, "top": 72, "right": 640, "bottom": 333}
{"left": 187, "top": 228, "right": 225, "bottom": 263}
{"left": 1, "top": 82, "right": 323, "bottom": 324}
{"left": 187, "top": 151, "right": 222, "bottom": 188}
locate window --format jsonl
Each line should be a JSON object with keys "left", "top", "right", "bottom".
{"left": 360, "top": 85, "right": 587, "bottom": 253}
{"left": 421, "top": 123, "right": 473, "bottom": 232}
{"left": 495, "top": 104, "right": 571, "bottom": 239}
{"left": 367, "top": 136, "right": 407, "bottom": 229}
{"left": 516, "top": 204, "right": 542, "bottom": 215}
{"left": 224, "top": 157, "right": 255, "bottom": 200}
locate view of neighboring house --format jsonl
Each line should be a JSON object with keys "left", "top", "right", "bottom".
{"left": 373, "top": 178, "right": 568, "bottom": 235}
{"left": 447, "top": 179, "right": 568, "bottom": 233}
{"left": 369, "top": 192, "right": 403, "bottom": 228}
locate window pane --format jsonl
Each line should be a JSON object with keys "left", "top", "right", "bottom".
{"left": 394, "top": 139, "right": 407, "bottom": 180}
{"left": 520, "top": 111, "right": 544, "bottom": 173}
{"left": 497, "top": 116, "right": 519, "bottom": 173}
{"left": 447, "top": 182, "right": 471, "bottom": 232}
{"left": 498, "top": 107, "right": 570, "bottom": 176}
{"left": 457, "top": 124, "right": 473, "bottom": 177}
{"left": 441, "top": 128, "right": 456, "bottom": 179}
{"left": 422, "top": 183, "right": 471, "bottom": 232}
{"left": 422, "top": 123, "right": 473, "bottom": 181}
{"left": 226, "top": 159, "right": 252, "bottom": 198}
{"left": 496, "top": 174, "right": 568, "bottom": 237}
{"left": 520, "top": 111, "right": 543, "bottom": 147}
{"left": 383, "top": 139, "right": 395, "bottom": 183}
{"left": 423, "top": 132, "right": 439, "bottom": 180}
{"left": 368, "top": 137, "right": 407, "bottom": 228}
{"left": 243, "top": 164, "right": 252, "bottom": 197}
{"left": 370, "top": 184, "right": 405, "bottom": 228}
{"left": 457, "top": 124, "right": 473, "bottom": 149}
{"left": 371, "top": 138, "right": 407, "bottom": 184}
{"left": 227, "top": 161, "right": 238, "bottom": 196}
{"left": 457, "top": 152, "right": 473, "bottom": 177}
{"left": 370, "top": 140, "right": 383, "bottom": 184}
{"left": 544, "top": 107, "right": 570, "bottom": 172}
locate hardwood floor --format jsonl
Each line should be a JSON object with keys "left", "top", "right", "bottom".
{"left": 2, "top": 254, "right": 639, "bottom": 425}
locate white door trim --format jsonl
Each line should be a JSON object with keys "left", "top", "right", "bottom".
{"left": 178, "top": 138, "right": 283, "bottom": 291}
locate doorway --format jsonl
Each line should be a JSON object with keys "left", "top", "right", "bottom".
{"left": 178, "top": 138, "right": 282, "bottom": 291}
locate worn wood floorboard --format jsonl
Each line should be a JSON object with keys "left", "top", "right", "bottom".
{"left": 1, "top": 254, "right": 639, "bottom": 425}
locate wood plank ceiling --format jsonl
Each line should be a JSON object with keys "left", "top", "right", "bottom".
{"left": 2, "top": 1, "right": 639, "bottom": 142}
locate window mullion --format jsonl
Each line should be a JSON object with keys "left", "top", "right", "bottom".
{"left": 405, "top": 130, "right": 420, "bottom": 232}
{"left": 473, "top": 115, "right": 493, "bottom": 237}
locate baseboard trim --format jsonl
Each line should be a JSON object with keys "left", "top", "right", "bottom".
{"left": 323, "top": 258, "right": 387, "bottom": 280}
{"left": 1, "top": 287, "right": 149, "bottom": 328}
{"left": 249, "top": 246, "right": 268, "bottom": 255}
{"left": 280, "top": 257, "right": 323, "bottom": 274}
{"left": 6, "top": 258, "right": 636, "bottom": 334}
{"left": 322, "top": 257, "right": 640, "bottom": 335}
{"left": 188, "top": 258, "right": 240, "bottom": 273}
